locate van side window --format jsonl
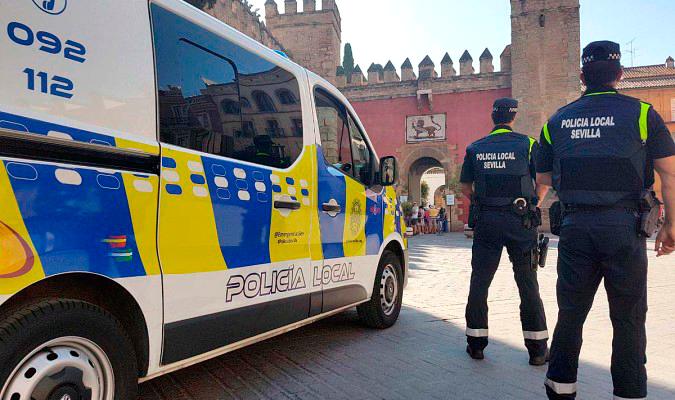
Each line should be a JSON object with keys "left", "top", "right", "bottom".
{"left": 314, "top": 88, "right": 375, "bottom": 185}
{"left": 347, "top": 115, "right": 374, "bottom": 185}
{"left": 152, "top": 5, "right": 304, "bottom": 169}
{"left": 314, "top": 88, "right": 353, "bottom": 176}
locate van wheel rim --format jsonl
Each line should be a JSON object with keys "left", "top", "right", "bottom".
{"left": 2, "top": 337, "right": 114, "bottom": 400}
{"left": 380, "top": 264, "right": 399, "bottom": 316}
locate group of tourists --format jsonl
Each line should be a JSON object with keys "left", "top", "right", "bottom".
{"left": 408, "top": 202, "right": 448, "bottom": 234}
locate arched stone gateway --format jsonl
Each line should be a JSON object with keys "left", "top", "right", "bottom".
{"left": 406, "top": 157, "right": 444, "bottom": 204}
{"left": 398, "top": 146, "right": 454, "bottom": 203}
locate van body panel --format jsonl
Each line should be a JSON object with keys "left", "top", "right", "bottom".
{"left": 0, "top": 0, "right": 406, "bottom": 382}
{"left": 150, "top": 1, "right": 322, "bottom": 364}
{"left": 0, "top": 0, "right": 158, "bottom": 148}
{"left": 0, "top": 0, "right": 165, "bottom": 376}
{"left": 307, "top": 72, "right": 407, "bottom": 309}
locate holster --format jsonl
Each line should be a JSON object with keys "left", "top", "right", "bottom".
{"left": 638, "top": 191, "right": 662, "bottom": 238}
{"left": 468, "top": 200, "right": 480, "bottom": 229}
{"left": 523, "top": 205, "right": 542, "bottom": 230}
{"left": 549, "top": 201, "right": 563, "bottom": 236}
{"left": 529, "top": 234, "right": 550, "bottom": 271}
{"left": 515, "top": 199, "right": 541, "bottom": 230}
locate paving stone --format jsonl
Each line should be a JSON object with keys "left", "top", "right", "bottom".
{"left": 141, "top": 233, "right": 675, "bottom": 399}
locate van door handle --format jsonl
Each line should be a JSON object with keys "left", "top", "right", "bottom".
{"left": 322, "top": 203, "right": 342, "bottom": 213}
{"left": 274, "top": 199, "right": 302, "bottom": 210}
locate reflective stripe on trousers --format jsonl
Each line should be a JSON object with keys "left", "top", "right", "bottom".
{"left": 545, "top": 378, "right": 577, "bottom": 395}
{"left": 466, "top": 328, "right": 488, "bottom": 337}
{"left": 523, "top": 330, "right": 549, "bottom": 340}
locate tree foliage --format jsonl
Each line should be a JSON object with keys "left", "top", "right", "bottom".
{"left": 421, "top": 181, "right": 430, "bottom": 203}
{"left": 401, "top": 201, "right": 414, "bottom": 218}
{"left": 343, "top": 43, "right": 354, "bottom": 82}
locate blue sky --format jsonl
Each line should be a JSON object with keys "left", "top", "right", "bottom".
{"left": 250, "top": 0, "right": 674, "bottom": 71}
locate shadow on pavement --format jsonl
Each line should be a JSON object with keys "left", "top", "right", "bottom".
{"left": 138, "top": 304, "right": 675, "bottom": 400}
{"left": 139, "top": 234, "right": 673, "bottom": 399}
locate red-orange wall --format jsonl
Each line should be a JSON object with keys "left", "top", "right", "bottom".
{"left": 350, "top": 88, "right": 512, "bottom": 224}
{"left": 351, "top": 88, "right": 513, "bottom": 161}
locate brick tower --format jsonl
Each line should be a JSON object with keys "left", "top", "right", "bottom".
{"left": 265, "top": 0, "right": 342, "bottom": 84}
{"left": 510, "top": 0, "right": 581, "bottom": 136}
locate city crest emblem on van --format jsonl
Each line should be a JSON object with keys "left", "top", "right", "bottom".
{"left": 32, "top": 0, "right": 68, "bottom": 15}
{"left": 350, "top": 199, "right": 363, "bottom": 235}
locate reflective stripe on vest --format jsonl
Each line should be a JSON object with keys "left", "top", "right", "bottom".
{"left": 584, "top": 91, "right": 618, "bottom": 97}
{"left": 543, "top": 122, "right": 552, "bottom": 145}
{"left": 491, "top": 128, "right": 536, "bottom": 158}
{"left": 639, "top": 102, "right": 650, "bottom": 142}
{"left": 528, "top": 136, "right": 536, "bottom": 159}
{"left": 545, "top": 378, "right": 577, "bottom": 395}
{"left": 490, "top": 128, "right": 512, "bottom": 135}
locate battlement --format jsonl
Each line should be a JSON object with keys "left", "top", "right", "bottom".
{"left": 338, "top": 46, "right": 513, "bottom": 90}
{"left": 511, "top": 0, "right": 579, "bottom": 15}
{"left": 187, "top": 0, "right": 284, "bottom": 50}
{"left": 264, "top": 0, "right": 342, "bottom": 83}
{"left": 265, "top": 0, "right": 341, "bottom": 32}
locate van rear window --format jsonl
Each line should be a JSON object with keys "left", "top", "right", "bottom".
{"left": 151, "top": 4, "right": 304, "bottom": 169}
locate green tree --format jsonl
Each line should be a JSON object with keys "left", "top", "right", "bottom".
{"left": 343, "top": 43, "right": 354, "bottom": 83}
{"left": 421, "top": 181, "right": 430, "bottom": 203}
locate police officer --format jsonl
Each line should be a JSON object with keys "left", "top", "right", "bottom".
{"left": 537, "top": 41, "right": 675, "bottom": 399}
{"left": 460, "top": 98, "right": 550, "bottom": 365}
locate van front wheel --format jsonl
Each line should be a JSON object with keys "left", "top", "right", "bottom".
{"left": 0, "top": 299, "right": 138, "bottom": 400}
{"left": 357, "top": 250, "right": 403, "bottom": 329}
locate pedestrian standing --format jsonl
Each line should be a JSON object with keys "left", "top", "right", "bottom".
{"left": 437, "top": 207, "right": 447, "bottom": 234}
{"left": 411, "top": 202, "right": 419, "bottom": 230}
{"left": 460, "top": 98, "right": 550, "bottom": 365}
{"left": 537, "top": 41, "right": 675, "bottom": 400}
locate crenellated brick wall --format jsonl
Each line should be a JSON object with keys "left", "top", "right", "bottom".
{"left": 186, "top": 0, "right": 284, "bottom": 50}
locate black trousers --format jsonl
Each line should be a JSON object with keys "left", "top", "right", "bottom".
{"left": 465, "top": 210, "right": 548, "bottom": 357}
{"left": 546, "top": 210, "right": 648, "bottom": 400}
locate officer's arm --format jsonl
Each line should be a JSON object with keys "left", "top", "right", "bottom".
{"left": 461, "top": 183, "right": 474, "bottom": 200}
{"left": 655, "top": 156, "right": 675, "bottom": 256}
{"left": 536, "top": 173, "right": 552, "bottom": 187}
{"left": 530, "top": 141, "right": 550, "bottom": 205}
{"left": 535, "top": 125, "right": 554, "bottom": 206}
{"left": 460, "top": 149, "right": 475, "bottom": 202}
{"left": 647, "top": 108, "right": 675, "bottom": 256}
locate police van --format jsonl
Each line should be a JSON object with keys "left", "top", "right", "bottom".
{"left": 0, "top": 1, "right": 408, "bottom": 398}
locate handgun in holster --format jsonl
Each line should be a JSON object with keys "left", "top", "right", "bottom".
{"left": 468, "top": 197, "right": 480, "bottom": 229}
{"left": 638, "top": 191, "right": 662, "bottom": 238}
{"left": 530, "top": 234, "right": 550, "bottom": 270}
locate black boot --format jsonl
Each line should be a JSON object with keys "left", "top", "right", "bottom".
{"left": 466, "top": 345, "right": 484, "bottom": 360}
{"left": 529, "top": 348, "right": 550, "bottom": 366}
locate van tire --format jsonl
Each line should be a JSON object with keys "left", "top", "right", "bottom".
{"left": 357, "top": 250, "right": 403, "bottom": 329}
{"left": 0, "top": 299, "right": 138, "bottom": 400}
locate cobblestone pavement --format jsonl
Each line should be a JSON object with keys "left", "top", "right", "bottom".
{"left": 140, "top": 233, "right": 675, "bottom": 400}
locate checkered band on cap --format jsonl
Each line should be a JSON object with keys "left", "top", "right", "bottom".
{"left": 493, "top": 107, "right": 518, "bottom": 113}
{"left": 582, "top": 53, "right": 621, "bottom": 65}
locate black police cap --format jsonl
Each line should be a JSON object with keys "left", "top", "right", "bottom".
{"left": 582, "top": 41, "right": 621, "bottom": 66}
{"left": 493, "top": 98, "right": 518, "bottom": 113}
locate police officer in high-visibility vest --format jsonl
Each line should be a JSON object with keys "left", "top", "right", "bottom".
{"left": 537, "top": 41, "right": 675, "bottom": 400}
{"left": 460, "top": 98, "right": 550, "bottom": 366}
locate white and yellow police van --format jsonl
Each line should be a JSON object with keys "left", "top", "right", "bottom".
{"left": 0, "top": 1, "right": 407, "bottom": 398}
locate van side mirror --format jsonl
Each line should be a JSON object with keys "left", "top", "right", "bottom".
{"left": 379, "top": 156, "right": 398, "bottom": 186}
